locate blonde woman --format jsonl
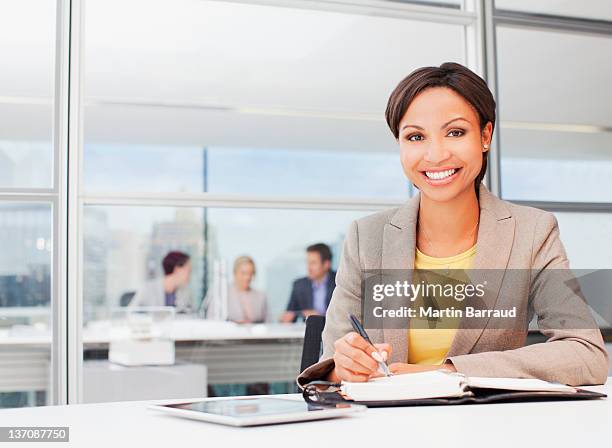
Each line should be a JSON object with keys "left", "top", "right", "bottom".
{"left": 227, "top": 256, "right": 267, "bottom": 324}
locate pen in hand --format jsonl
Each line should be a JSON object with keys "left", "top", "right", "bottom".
{"left": 348, "top": 313, "right": 392, "bottom": 377}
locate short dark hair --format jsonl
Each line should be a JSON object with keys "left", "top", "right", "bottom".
{"left": 162, "top": 251, "right": 190, "bottom": 275}
{"left": 385, "top": 62, "right": 496, "bottom": 198}
{"left": 306, "top": 243, "right": 332, "bottom": 263}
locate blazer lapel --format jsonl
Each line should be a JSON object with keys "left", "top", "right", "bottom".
{"left": 380, "top": 194, "right": 419, "bottom": 363}
{"left": 446, "top": 184, "right": 515, "bottom": 357}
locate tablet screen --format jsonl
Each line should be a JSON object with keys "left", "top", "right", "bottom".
{"left": 164, "top": 397, "right": 334, "bottom": 418}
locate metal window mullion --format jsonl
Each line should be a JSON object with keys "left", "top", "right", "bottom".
{"left": 459, "top": 0, "right": 501, "bottom": 196}
{"left": 0, "top": 189, "right": 57, "bottom": 196}
{"left": 52, "top": 0, "right": 70, "bottom": 406}
{"left": 66, "top": 0, "right": 84, "bottom": 405}
{"left": 54, "top": 0, "right": 84, "bottom": 405}
{"left": 0, "top": 193, "right": 58, "bottom": 201}
{"left": 218, "top": 0, "right": 476, "bottom": 25}
{"left": 79, "top": 189, "right": 612, "bottom": 215}
{"left": 463, "top": 0, "right": 485, "bottom": 80}
{"left": 480, "top": 0, "right": 501, "bottom": 196}
{"left": 509, "top": 200, "right": 612, "bottom": 214}
{"left": 80, "top": 193, "right": 404, "bottom": 211}
{"left": 493, "top": 9, "right": 612, "bottom": 38}
{"left": 50, "top": 196, "right": 62, "bottom": 406}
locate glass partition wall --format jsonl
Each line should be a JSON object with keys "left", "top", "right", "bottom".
{"left": 78, "top": 0, "right": 474, "bottom": 402}
{"left": 493, "top": 1, "right": 612, "bottom": 269}
{"left": 2, "top": 0, "right": 610, "bottom": 407}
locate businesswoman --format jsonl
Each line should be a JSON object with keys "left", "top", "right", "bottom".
{"left": 298, "top": 62, "right": 608, "bottom": 387}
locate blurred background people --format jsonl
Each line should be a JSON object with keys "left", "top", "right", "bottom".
{"left": 131, "top": 251, "right": 193, "bottom": 313}
{"left": 280, "top": 243, "right": 336, "bottom": 323}
{"left": 227, "top": 255, "right": 267, "bottom": 323}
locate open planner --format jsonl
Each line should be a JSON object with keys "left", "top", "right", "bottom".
{"left": 302, "top": 370, "right": 606, "bottom": 407}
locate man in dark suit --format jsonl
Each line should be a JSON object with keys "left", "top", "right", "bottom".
{"left": 280, "top": 243, "right": 336, "bottom": 323}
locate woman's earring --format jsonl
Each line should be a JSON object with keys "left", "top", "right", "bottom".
{"left": 483, "top": 144, "right": 489, "bottom": 150}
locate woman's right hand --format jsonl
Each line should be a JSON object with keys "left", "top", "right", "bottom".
{"left": 329, "top": 332, "right": 392, "bottom": 382}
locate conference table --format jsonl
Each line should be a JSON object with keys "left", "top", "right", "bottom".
{"left": 0, "top": 381, "right": 609, "bottom": 448}
{"left": 0, "top": 319, "right": 306, "bottom": 402}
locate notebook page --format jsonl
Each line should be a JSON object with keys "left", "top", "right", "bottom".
{"left": 466, "top": 377, "right": 577, "bottom": 393}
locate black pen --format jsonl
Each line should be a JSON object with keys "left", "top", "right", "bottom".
{"left": 348, "top": 313, "right": 391, "bottom": 377}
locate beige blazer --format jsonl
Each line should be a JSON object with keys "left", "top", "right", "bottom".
{"left": 298, "top": 183, "right": 608, "bottom": 387}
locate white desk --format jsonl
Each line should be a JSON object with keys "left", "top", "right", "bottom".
{"left": 0, "top": 381, "right": 610, "bottom": 448}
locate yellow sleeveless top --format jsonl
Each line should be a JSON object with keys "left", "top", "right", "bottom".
{"left": 408, "top": 243, "right": 477, "bottom": 365}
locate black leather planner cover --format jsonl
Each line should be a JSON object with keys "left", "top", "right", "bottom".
{"left": 302, "top": 381, "right": 607, "bottom": 408}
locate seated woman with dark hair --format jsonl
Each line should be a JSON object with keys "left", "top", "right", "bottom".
{"left": 131, "top": 251, "right": 193, "bottom": 313}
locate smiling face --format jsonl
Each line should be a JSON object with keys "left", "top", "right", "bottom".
{"left": 397, "top": 87, "right": 492, "bottom": 202}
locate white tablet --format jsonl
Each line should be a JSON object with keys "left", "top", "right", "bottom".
{"left": 149, "top": 397, "right": 366, "bottom": 427}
